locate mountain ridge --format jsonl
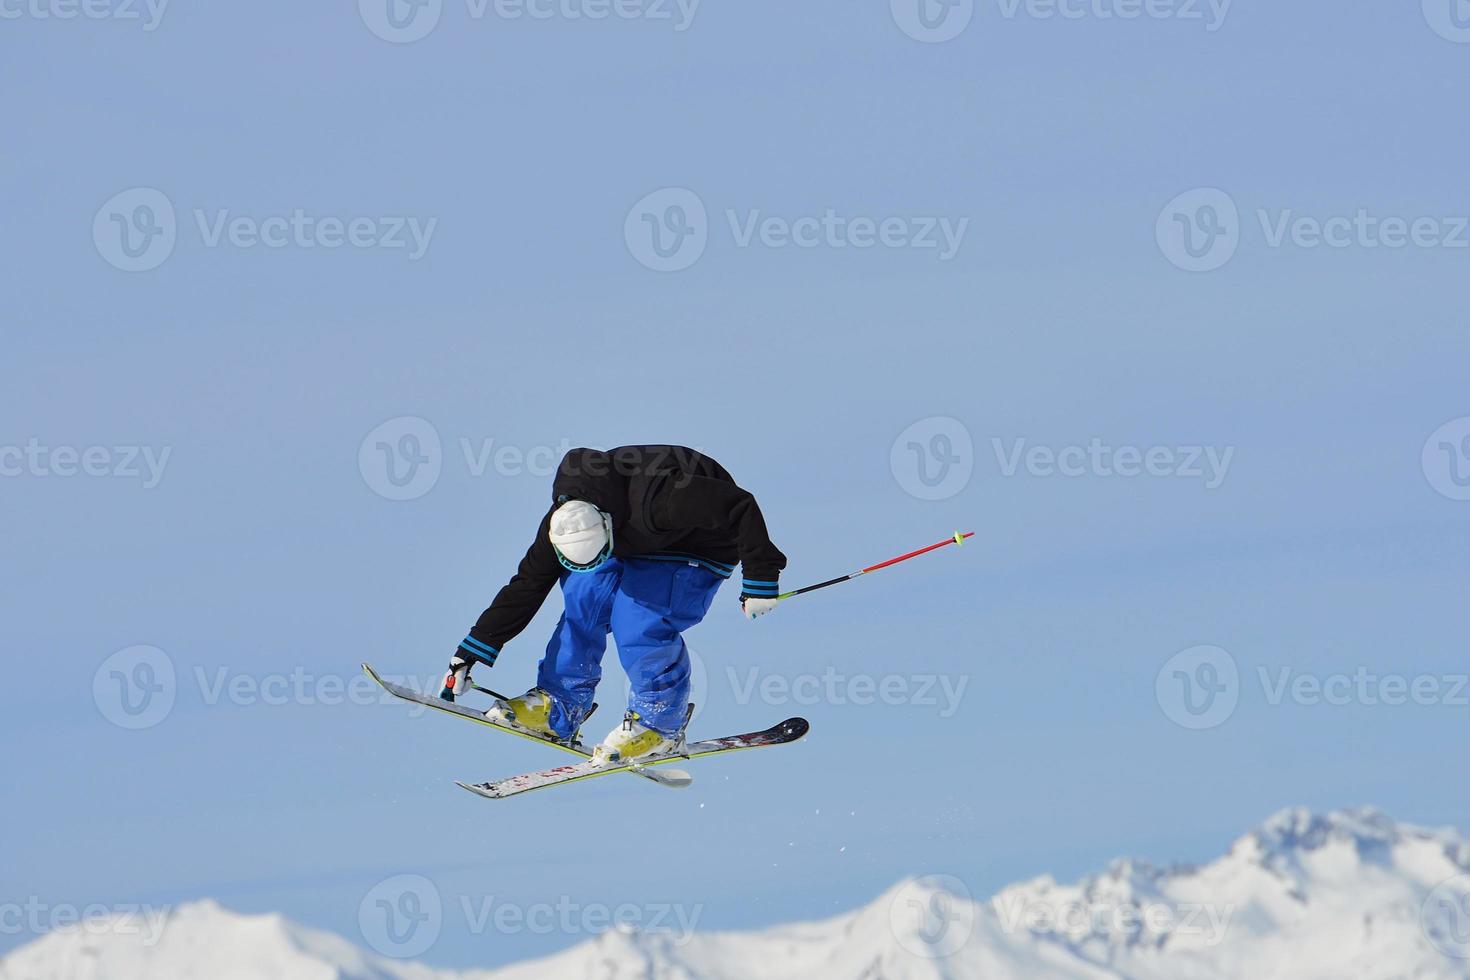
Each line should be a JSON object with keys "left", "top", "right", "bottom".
{"left": 6, "top": 806, "right": 1470, "bottom": 980}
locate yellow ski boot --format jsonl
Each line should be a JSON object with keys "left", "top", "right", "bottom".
{"left": 485, "top": 688, "right": 558, "bottom": 739}
{"left": 593, "top": 711, "right": 680, "bottom": 764}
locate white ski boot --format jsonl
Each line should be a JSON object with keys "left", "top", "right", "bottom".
{"left": 593, "top": 711, "right": 682, "bottom": 764}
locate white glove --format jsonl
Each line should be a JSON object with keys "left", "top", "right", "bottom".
{"left": 442, "top": 654, "right": 473, "bottom": 700}
{"left": 742, "top": 597, "right": 779, "bottom": 620}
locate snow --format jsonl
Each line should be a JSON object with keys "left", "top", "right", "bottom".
{"left": 5, "top": 807, "right": 1470, "bottom": 979}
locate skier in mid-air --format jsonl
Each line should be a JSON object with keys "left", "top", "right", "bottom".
{"left": 441, "top": 445, "right": 786, "bottom": 764}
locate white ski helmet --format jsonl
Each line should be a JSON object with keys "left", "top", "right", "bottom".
{"left": 548, "top": 499, "right": 613, "bottom": 571}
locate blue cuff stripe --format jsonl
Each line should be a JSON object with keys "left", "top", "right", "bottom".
{"left": 742, "top": 579, "right": 779, "bottom": 586}
{"left": 461, "top": 636, "right": 499, "bottom": 661}
{"left": 742, "top": 585, "right": 779, "bottom": 596}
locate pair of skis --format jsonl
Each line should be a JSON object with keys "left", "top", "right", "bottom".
{"left": 362, "top": 663, "right": 808, "bottom": 800}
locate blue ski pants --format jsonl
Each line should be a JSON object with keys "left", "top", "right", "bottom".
{"left": 537, "top": 557, "right": 723, "bottom": 738}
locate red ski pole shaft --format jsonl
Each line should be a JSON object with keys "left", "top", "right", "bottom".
{"left": 775, "top": 531, "right": 975, "bottom": 601}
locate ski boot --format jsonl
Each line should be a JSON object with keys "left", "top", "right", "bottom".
{"left": 485, "top": 688, "right": 560, "bottom": 739}
{"left": 592, "top": 710, "right": 683, "bottom": 764}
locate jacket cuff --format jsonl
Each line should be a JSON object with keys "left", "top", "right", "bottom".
{"left": 457, "top": 634, "right": 499, "bottom": 667}
{"left": 739, "top": 577, "right": 780, "bottom": 600}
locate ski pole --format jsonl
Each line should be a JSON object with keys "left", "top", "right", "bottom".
{"left": 776, "top": 531, "right": 975, "bottom": 602}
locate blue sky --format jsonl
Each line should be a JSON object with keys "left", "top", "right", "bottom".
{"left": 4, "top": 0, "right": 1470, "bottom": 969}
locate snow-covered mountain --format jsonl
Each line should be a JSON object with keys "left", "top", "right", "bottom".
{"left": 7, "top": 807, "right": 1470, "bottom": 980}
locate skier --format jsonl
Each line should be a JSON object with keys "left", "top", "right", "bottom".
{"left": 441, "top": 445, "right": 786, "bottom": 764}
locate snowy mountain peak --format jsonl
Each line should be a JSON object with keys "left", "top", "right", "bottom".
{"left": 1227, "top": 806, "right": 1470, "bottom": 879}
{"left": 1248, "top": 805, "right": 1399, "bottom": 854}
{"left": 6, "top": 808, "right": 1470, "bottom": 980}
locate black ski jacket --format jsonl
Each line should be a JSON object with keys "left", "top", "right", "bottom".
{"left": 459, "top": 446, "right": 786, "bottom": 663}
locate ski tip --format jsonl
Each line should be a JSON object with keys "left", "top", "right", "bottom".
{"left": 455, "top": 780, "right": 500, "bottom": 800}
{"left": 779, "top": 717, "right": 811, "bottom": 741}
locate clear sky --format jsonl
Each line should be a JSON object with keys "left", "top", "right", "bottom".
{"left": 4, "top": 0, "right": 1469, "bottom": 970}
